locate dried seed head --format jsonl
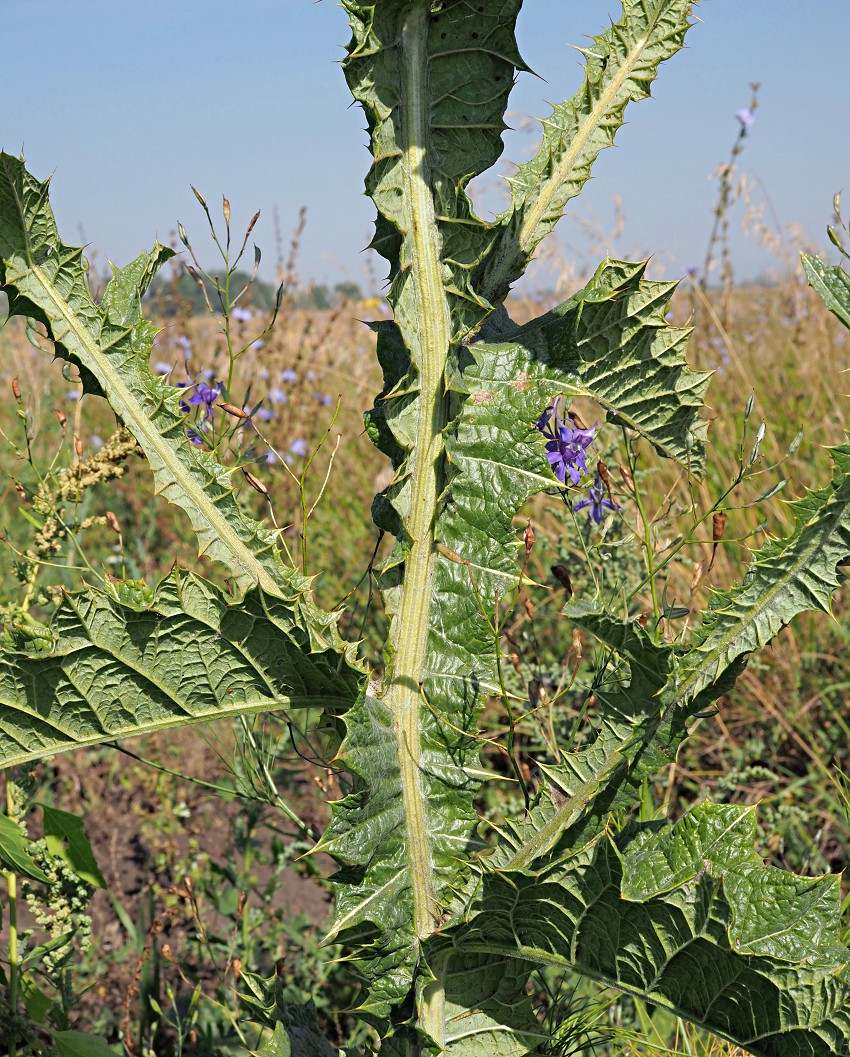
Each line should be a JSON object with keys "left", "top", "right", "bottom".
{"left": 246, "top": 210, "right": 260, "bottom": 238}
{"left": 15, "top": 482, "right": 26, "bottom": 500}
{"left": 160, "top": 943, "right": 174, "bottom": 962}
{"left": 55, "top": 410, "right": 67, "bottom": 431}
{"left": 570, "top": 410, "right": 588, "bottom": 431}
{"left": 232, "top": 957, "right": 242, "bottom": 981}
{"left": 619, "top": 464, "right": 635, "bottom": 492}
{"left": 11, "top": 377, "right": 21, "bottom": 402}
{"left": 712, "top": 512, "right": 728, "bottom": 542}
{"left": 523, "top": 520, "right": 535, "bottom": 552}
{"left": 74, "top": 435, "right": 83, "bottom": 460}
{"left": 597, "top": 460, "right": 610, "bottom": 486}
{"left": 524, "top": 597, "right": 536, "bottom": 620}
{"left": 690, "top": 561, "right": 704, "bottom": 592}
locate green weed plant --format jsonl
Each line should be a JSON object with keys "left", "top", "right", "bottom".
{"left": 1, "top": 3, "right": 850, "bottom": 1055}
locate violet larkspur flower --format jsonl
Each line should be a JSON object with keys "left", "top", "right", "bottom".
{"left": 154, "top": 360, "right": 174, "bottom": 375}
{"left": 185, "top": 380, "right": 222, "bottom": 420}
{"left": 289, "top": 438, "right": 308, "bottom": 457}
{"left": 255, "top": 407, "right": 275, "bottom": 422}
{"left": 186, "top": 429, "right": 204, "bottom": 446}
{"left": 231, "top": 306, "right": 252, "bottom": 323}
{"left": 269, "top": 387, "right": 288, "bottom": 405}
{"left": 536, "top": 401, "right": 596, "bottom": 485}
{"left": 735, "top": 107, "right": 755, "bottom": 128}
{"left": 574, "top": 476, "right": 620, "bottom": 525}
{"left": 280, "top": 368, "right": 298, "bottom": 384}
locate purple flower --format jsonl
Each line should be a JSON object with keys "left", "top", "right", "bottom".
{"left": 231, "top": 306, "right": 252, "bottom": 323}
{"left": 265, "top": 448, "right": 282, "bottom": 464}
{"left": 255, "top": 407, "right": 275, "bottom": 422}
{"left": 250, "top": 339, "right": 265, "bottom": 351}
{"left": 186, "top": 429, "right": 204, "bottom": 446}
{"left": 536, "top": 400, "right": 596, "bottom": 485}
{"left": 154, "top": 360, "right": 174, "bottom": 375}
{"left": 66, "top": 389, "right": 80, "bottom": 401}
{"left": 574, "top": 476, "right": 620, "bottom": 525}
{"left": 176, "top": 335, "right": 192, "bottom": 357}
{"left": 90, "top": 435, "right": 103, "bottom": 449}
{"left": 201, "top": 368, "right": 215, "bottom": 380}
{"left": 313, "top": 391, "right": 333, "bottom": 407}
{"left": 735, "top": 107, "right": 755, "bottom": 128}
{"left": 184, "top": 380, "right": 222, "bottom": 420}
{"left": 289, "top": 438, "right": 308, "bottom": 457}
{"left": 280, "top": 368, "right": 298, "bottom": 384}
{"left": 269, "top": 387, "right": 288, "bottom": 405}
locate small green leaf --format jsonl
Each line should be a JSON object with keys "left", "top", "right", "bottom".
{"left": 20, "top": 972, "right": 55, "bottom": 1025}
{"left": 0, "top": 814, "right": 50, "bottom": 882}
{"left": 253, "top": 1023, "right": 290, "bottom": 1057}
{"left": 750, "top": 479, "right": 787, "bottom": 505}
{"left": 40, "top": 804, "right": 107, "bottom": 889}
{"left": 53, "top": 1031, "right": 121, "bottom": 1057}
{"left": 802, "top": 252, "right": 850, "bottom": 329}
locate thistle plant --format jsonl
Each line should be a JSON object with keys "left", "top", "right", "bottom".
{"left": 1, "top": 2, "right": 850, "bottom": 1055}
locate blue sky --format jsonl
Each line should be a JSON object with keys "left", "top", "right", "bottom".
{"left": 3, "top": 1, "right": 849, "bottom": 292}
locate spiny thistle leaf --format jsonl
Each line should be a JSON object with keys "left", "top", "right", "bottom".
{"left": 681, "top": 441, "right": 850, "bottom": 700}
{"left": 438, "top": 804, "right": 850, "bottom": 1057}
{"left": 0, "top": 154, "right": 322, "bottom": 609}
{"left": 0, "top": 571, "right": 362, "bottom": 769}
{"left": 342, "top": 0, "right": 528, "bottom": 342}
{"left": 476, "top": 0, "right": 697, "bottom": 304}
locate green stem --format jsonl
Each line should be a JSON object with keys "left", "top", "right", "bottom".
{"left": 382, "top": 2, "right": 453, "bottom": 1047}
{"left": 5, "top": 776, "right": 18, "bottom": 1057}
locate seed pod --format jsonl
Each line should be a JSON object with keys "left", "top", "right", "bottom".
{"left": 246, "top": 210, "right": 260, "bottom": 238}
{"left": 74, "top": 435, "right": 83, "bottom": 460}
{"left": 690, "top": 561, "right": 704, "bottom": 592}
{"left": 242, "top": 468, "right": 269, "bottom": 496}
{"left": 707, "top": 511, "right": 728, "bottom": 572}
{"left": 160, "top": 943, "right": 174, "bottom": 962}
{"left": 222, "top": 196, "right": 231, "bottom": 227}
{"left": 523, "top": 521, "right": 535, "bottom": 553}
{"left": 55, "top": 410, "right": 67, "bottom": 431}
{"left": 524, "top": 597, "right": 536, "bottom": 620}
{"left": 11, "top": 377, "right": 21, "bottom": 402}
{"left": 509, "top": 652, "right": 522, "bottom": 675}
{"left": 619, "top": 463, "right": 635, "bottom": 492}
{"left": 218, "top": 401, "right": 249, "bottom": 420}
{"left": 551, "top": 565, "right": 573, "bottom": 597}
{"left": 106, "top": 511, "right": 122, "bottom": 535}
{"left": 191, "top": 185, "right": 207, "bottom": 209}
{"left": 570, "top": 410, "right": 588, "bottom": 430}
{"left": 232, "top": 957, "right": 242, "bottom": 982}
